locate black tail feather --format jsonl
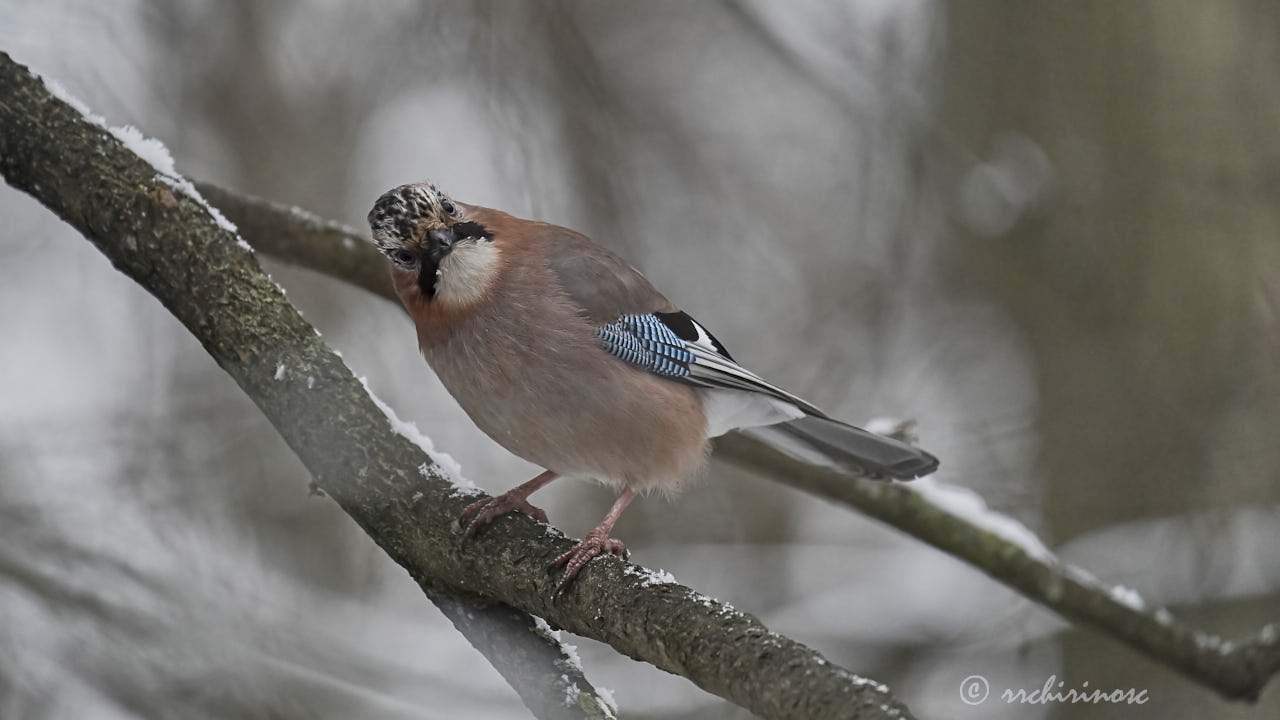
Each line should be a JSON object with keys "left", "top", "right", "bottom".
{"left": 772, "top": 415, "right": 938, "bottom": 480}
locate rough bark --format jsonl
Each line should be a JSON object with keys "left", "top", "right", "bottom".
{"left": 0, "top": 54, "right": 612, "bottom": 720}
{"left": 0, "top": 51, "right": 912, "bottom": 720}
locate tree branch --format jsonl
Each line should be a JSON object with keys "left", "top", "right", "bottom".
{"left": 194, "top": 108, "right": 1278, "bottom": 706}
{"left": 194, "top": 182, "right": 395, "bottom": 304}
{"left": 0, "top": 54, "right": 610, "bottom": 720}
{"left": 717, "top": 433, "right": 1280, "bottom": 701}
{"left": 0, "top": 51, "right": 913, "bottom": 720}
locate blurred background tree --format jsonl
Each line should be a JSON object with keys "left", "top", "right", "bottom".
{"left": 945, "top": 2, "right": 1280, "bottom": 719}
{"left": 1, "top": 1, "right": 1276, "bottom": 718}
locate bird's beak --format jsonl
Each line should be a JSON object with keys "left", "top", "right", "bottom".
{"left": 426, "top": 227, "right": 456, "bottom": 263}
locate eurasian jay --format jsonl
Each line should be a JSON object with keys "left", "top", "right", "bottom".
{"left": 367, "top": 182, "right": 938, "bottom": 593}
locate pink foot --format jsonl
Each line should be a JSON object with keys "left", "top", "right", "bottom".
{"left": 461, "top": 491, "right": 549, "bottom": 537}
{"left": 551, "top": 529, "right": 627, "bottom": 595}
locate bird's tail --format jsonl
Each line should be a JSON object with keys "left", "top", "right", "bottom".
{"left": 759, "top": 415, "right": 938, "bottom": 480}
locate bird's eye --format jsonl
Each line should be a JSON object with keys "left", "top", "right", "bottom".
{"left": 388, "top": 249, "right": 417, "bottom": 267}
{"left": 440, "top": 198, "right": 458, "bottom": 217}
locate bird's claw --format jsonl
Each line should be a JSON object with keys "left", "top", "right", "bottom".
{"left": 460, "top": 492, "right": 548, "bottom": 537}
{"left": 550, "top": 530, "right": 627, "bottom": 597}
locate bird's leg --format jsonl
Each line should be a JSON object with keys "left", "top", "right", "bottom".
{"left": 551, "top": 488, "right": 636, "bottom": 595}
{"left": 461, "top": 470, "right": 557, "bottom": 537}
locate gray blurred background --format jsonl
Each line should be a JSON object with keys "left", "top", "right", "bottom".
{"left": 2, "top": 1, "right": 1278, "bottom": 718}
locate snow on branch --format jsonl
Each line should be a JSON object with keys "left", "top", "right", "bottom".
{"left": 718, "top": 430, "right": 1280, "bottom": 702}
{"left": 0, "top": 51, "right": 913, "bottom": 720}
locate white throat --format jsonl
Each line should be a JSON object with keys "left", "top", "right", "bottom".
{"left": 435, "top": 240, "right": 501, "bottom": 306}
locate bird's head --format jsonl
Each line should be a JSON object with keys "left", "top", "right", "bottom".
{"left": 367, "top": 182, "right": 498, "bottom": 305}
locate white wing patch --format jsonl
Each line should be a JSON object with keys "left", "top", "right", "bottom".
{"left": 684, "top": 316, "right": 720, "bottom": 354}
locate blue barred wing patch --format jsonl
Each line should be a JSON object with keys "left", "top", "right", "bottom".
{"left": 595, "top": 314, "right": 696, "bottom": 378}
{"left": 595, "top": 311, "right": 829, "bottom": 416}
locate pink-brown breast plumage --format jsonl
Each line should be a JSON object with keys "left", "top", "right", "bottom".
{"left": 394, "top": 207, "right": 710, "bottom": 494}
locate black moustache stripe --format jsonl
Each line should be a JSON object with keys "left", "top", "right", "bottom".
{"left": 451, "top": 220, "right": 491, "bottom": 240}
{"left": 417, "top": 257, "right": 440, "bottom": 298}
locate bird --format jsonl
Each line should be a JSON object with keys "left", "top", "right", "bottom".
{"left": 366, "top": 182, "right": 938, "bottom": 594}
